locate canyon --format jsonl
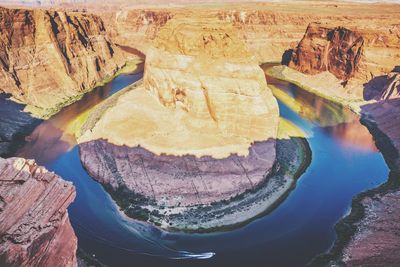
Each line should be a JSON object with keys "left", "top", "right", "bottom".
{"left": 265, "top": 14, "right": 400, "bottom": 267}
{"left": 0, "top": 6, "right": 137, "bottom": 119}
{"left": 0, "top": 157, "right": 77, "bottom": 267}
{"left": 0, "top": 1, "right": 399, "bottom": 266}
{"left": 75, "top": 16, "right": 312, "bottom": 231}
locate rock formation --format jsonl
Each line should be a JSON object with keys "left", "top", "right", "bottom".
{"left": 339, "top": 188, "right": 400, "bottom": 266}
{"left": 286, "top": 23, "right": 364, "bottom": 82}
{"left": 79, "top": 16, "right": 279, "bottom": 159}
{"left": 380, "top": 69, "right": 400, "bottom": 100}
{"left": 78, "top": 16, "right": 279, "bottom": 219}
{"left": 91, "top": 2, "right": 400, "bottom": 75}
{"left": 101, "top": 9, "right": 173, "bottom": 55}
{"left": 0, "top": 157, "right": 77, "bottom": 267}
{"left": 0, "top": 6, "right": 127, "bottom": 118}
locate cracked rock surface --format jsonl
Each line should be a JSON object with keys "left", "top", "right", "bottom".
{"left": 0, "top": 157, "right": 77, "bottom": 267}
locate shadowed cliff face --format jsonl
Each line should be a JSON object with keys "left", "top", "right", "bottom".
{"left": 287, "top": 23, "right": 364, "bottom": 82}
{"left": 380, "top": 69, "right": 400, "bottom": 100}
{"left": 0, "top": 157, "right": 77, "bottom": 267}
{"left": 0, "top": 6, "right": 126, "bottom": 118}
{"left": 80, "top": 139, "right": 276, "bottom": 207}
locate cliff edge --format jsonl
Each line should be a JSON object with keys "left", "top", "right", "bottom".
{"left": 0, "top": 157, "right": 77, "bottom": 267}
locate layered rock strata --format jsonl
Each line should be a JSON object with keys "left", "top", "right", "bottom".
{"left": 0, "top": 157, "right": 77, "bottom": 267}
{"left": 0, "top": 6, "right": 127, "bottom": 118}
{"left": 79, "top": 16, "right": 279, "bottom": 160}
{"left": 287, "top": 23, "right": 364, "bottom": 82}
{"left": 78, "top": 16, "right": 281, "bottom": 229}
{"left": 93, "top": 2, "right": 400, "bottom": 77}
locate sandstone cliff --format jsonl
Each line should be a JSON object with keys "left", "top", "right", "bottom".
{"left": 287, "top": 23, "right": 364, "bottom": 82}
{"left": 101, "top": 9, "right": 173, "bottom": 55}
{"left": 0, "top": 6, "right": 127, "bottom": 118}
{"left": 80, "top": 16, "right": 279, "bottom": 159}
{"left": 78, "top": 16, "right": 279, "bottom": 211}
{"left": 0, "top": 157, "right": 77, "bottom": 267}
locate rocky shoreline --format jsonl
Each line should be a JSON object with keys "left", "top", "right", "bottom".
{"left": 266, "top": 65, "right": 400, "bottom": 266}
{"left": 310, "top": 111, "right": 400, "bottom": 266}
{"left": 79, "top": 134, "right": 310, "bottom": 232}
{"left": 266, "top": 23, "right": 400, "bottom": 264}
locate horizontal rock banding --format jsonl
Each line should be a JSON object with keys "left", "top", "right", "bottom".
{"left": 80, "top": 139, "right": 275, "bottom": 207}
{"left": 79, "top": 16, "right": 279, "bottom": 158}
{"left": 0, "top": 157, "right": 77, "bottom": 267}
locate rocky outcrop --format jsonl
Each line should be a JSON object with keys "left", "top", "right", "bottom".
{"left": 0, "top": 157, "right": 77, "bottom": 267}
{"left": 0, "top": 6, "right": 126, "bottom": 118}
{"left": 286, "top": 23, "right": 364, "bottom": 82}
{"left": 339, "top": 188, "right": 400, "bottom": 266}
{"left": 79, "top": 16, "right": 279, "bottom": 159}
{"left": 380, "top": 69, "right": 400, "bottom": 100}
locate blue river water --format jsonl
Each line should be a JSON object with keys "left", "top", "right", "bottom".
{"left": 15, "top": 68, "right": 389, "bottom": 267}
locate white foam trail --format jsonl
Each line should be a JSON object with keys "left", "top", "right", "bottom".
{"left": 169, "top": 251, "right": 216, "bottom": 260}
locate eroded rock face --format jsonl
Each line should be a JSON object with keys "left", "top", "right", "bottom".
{"left": 0, "top": 6, "right": 125, "bottom": 118}
{"left": 340, "top": 189, "right": 400, "bottom": 266}
{"left": 140, "top": 17, "right": 278, "bottom": 158}
{"left": 380, "top": 70, "right": 400, "bottom": 100}
{"left": 96, "top": 2, "right": 400, "bottom": 78}
{"left": 102, "top": 10, "right": 173, "bottom": 54}
{"left": 80, "top": 139, "right": 276, "bottom": 207}
{"left": 0, "top": 157, "right": 77, "bottom": 267}
{"left": 80, "top": 16, "right": 279, "bottom": 159}
{"left": 287, "top": 23, "right": 364, "bottom": 82}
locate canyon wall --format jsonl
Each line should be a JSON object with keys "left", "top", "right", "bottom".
{"left": 0, "top": 157, "right": 77, "bottom": 267}
{"left": 0, "top": 6, "right": 127, "bottom": 118}
{"left": 95, "top": 2, "right": 400, "bottom": 80}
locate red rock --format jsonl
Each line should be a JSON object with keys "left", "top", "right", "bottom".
{"left": 0, "top": 157, "right": 77, "bottom": 267}
{"left": 287, "top": 22, "right": 364, "bottom": 82}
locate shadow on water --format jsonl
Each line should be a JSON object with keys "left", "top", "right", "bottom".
{"left": 12, "top": 66, "right": 389, "bottom": 267}
{"left": 0, "top": 94, "right": 41, "bottom": 157}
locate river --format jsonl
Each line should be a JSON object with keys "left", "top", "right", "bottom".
{"left": 13, "top": 66, "right": 389, "bottom": 267}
